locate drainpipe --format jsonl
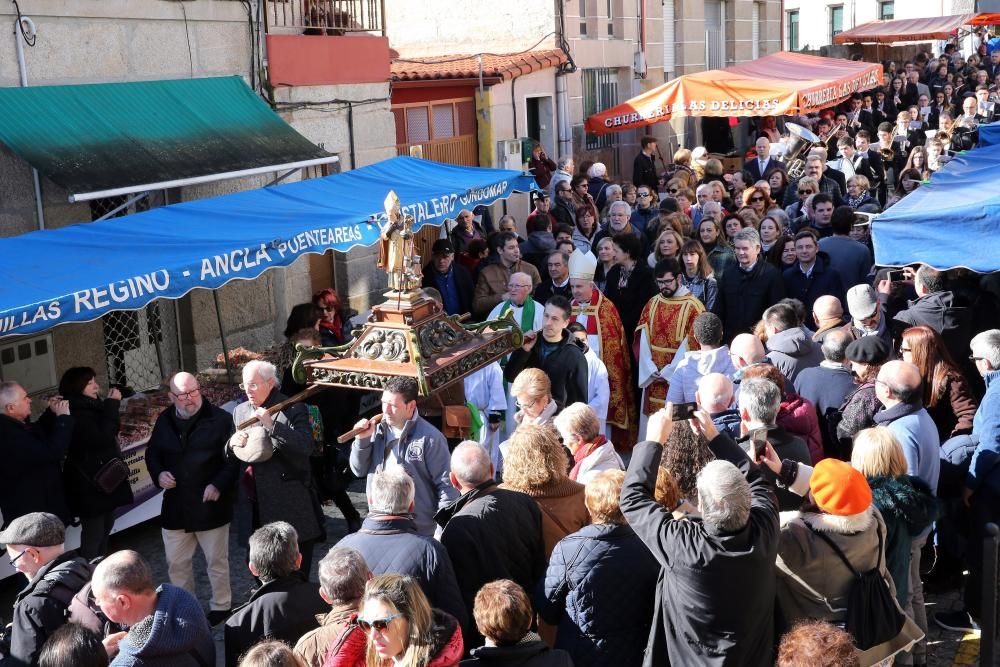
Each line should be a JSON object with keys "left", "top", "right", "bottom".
{"left": 13, "top": 13, "right": 45, "bottom": 230}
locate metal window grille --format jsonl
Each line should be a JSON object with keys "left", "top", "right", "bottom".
{"left": 89, "top": 195, "right": 179, "bottom": 391}
{"left": 705, "top": 0, "right": 725, "bottom": 70}
{"left": 879, "top": 1, "right": 894, "bottom": 20}
{"left": 265, "top": 0, "right": 385, "bottom": 35}
{"left": 830, "top": 5, "right": 844, "bottom": 42}
{"left": 583, "top": 68, "right": 618, "bottom": 150}
{"left": 751, "top": 2, "right": 761, "bottom": 60}
{"left": 787, "top": 11, "right": 800, "bottom": 52}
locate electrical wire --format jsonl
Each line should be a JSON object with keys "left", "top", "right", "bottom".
{"left": 12, "top": 0, "right": 36, "bottom": 47}
{"left": 170, "top": 0, "right": 195, "bottom": 77}
{"left": 272, "top": 96, "right": 388, "bottom": 113}
{"left": 392, "top": 31, "right": 560, "bottom": 65}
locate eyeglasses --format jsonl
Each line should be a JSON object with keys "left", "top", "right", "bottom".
{"left": 171, "top": 389, "right": 200, "bottom": 400}
{"left": 515, "top": 396, "right": 541, "bottom": 410}
{"left": 8, "top": 549, "right": 28, "bottom": 565}
{"left": 239, "top": 382, "right": 263, "bottom": 391}
{"left": 637, "top": 191, "right": 651, "bottom": 197}
{"left": 750, "top": 196, "right": 765, "bottom": 202}
{"left": 507, "top": 284, "right": 531, "bottom": 290}
{"left": 970, "top": 355, "right": 984, "bottom": 362}
{"left": 558, "top": 188, "right": 571, "bottom": 193}
{"left": 320, "top": 306, "right": 337, "bottom": 312}
{"left": 899, "top": 346, "right": 912, "bottom": 353}
{"left": 798, "top": 189, "right": 815, "bottom": 195}
{"left": 357, "top": 613, "right": 403, "bottom": 634}
{"left": 575, "top": 183, "right": 587, "bottom": 189}
{"left": 655, "top": 277, "right": 677, "bottom": 286}
{"left": 667, "top": 188, "right": 678, "bottom": 194}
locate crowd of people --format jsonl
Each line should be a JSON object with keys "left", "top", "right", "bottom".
{"left": 2, "top": 45, "right": 1000, "bottom": 667}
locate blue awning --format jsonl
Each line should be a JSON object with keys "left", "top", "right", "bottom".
{"left": 0, "top": 157, "right": 536, "bottom": 336}
{"left": 977, "top": 120, "right": 1000, "bottom": 147}
{"left": 872, "top": 141, "right": 1000, "bottom": 272}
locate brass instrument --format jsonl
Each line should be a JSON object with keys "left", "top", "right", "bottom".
{"left": 780, "top": 122, "right": 822, "bottom": 180}
{"left": 879, "top": 145, "right": 896, "bottom": 163}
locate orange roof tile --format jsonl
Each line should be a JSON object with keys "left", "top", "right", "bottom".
{"left": 391, "top": 49, "right": 567, "bottom": 83}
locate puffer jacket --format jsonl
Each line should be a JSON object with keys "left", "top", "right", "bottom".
{"left": 765, "top": 327, "right": 824, "bottom": 385}
{"left": 537, "top": 523, "right": 659, "bottom": 667}
{"left": 868, "top": 475, "right": 939, "bottom": 604}
{"left": 777, "top": 393, "right": 824, "bottom": 464}
{"left": 111, "top": 585, "right": 214, "bottom": 667}
{"left": 666, "top": 346, "right": 737, "bottom": 404}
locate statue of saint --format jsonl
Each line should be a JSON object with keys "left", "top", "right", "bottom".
{"left": 377, "top": 191, "right": 421, "bottom": 292}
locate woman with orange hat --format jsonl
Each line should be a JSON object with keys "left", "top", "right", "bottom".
{"left": 758, "top": 449, "right": 923, "bottom": 666}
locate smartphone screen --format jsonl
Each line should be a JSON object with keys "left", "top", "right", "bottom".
{"left": 748, "top": 427, "right": 768, "bottom": 461}
{"left": 670, "top": 402, "right": 698, "bottom": 421}
{"left": 887, "top": 269, "right": 906, "bottom": 282}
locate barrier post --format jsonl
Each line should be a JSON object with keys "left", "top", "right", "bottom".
{"left": 983, "top": 523, "right": 1000, "bottom": 666}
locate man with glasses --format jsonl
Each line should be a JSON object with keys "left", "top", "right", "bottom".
{"left": 636, "top": 259, "right": 705, "bottom": 431}
{"left": 846, "top": 284, "right": 892, "bottom": 348}
{"left": 229, "top": 360, "right": 323, "bottom": 576}
{"left": 0, "top": 382, "right": 72, "bottom": 526}
{"left": 472, "top": 232, "right": 541, "bottom": 320}
{"left": 632, "top": 135, "right": 660, "bottom": 193}
{"left": 781, "top": 154, "right": 843, "bottom": 208}
{"left": 146, "top": 371, "right": 239, "bottom": 625}
{"left": 0, "top": 512, "right": 94, "bottom": 666}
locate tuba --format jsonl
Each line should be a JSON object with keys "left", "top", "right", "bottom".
{"left": 780, "top": 123, "right": 821, "bottom": 180}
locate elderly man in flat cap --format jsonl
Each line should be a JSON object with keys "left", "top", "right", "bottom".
{"left": 0, "top": 512, "right": 94, "bottom": 666}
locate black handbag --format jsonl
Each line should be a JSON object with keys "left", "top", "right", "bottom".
{"left": 806, "top": 521, "right": 905, "bottom": 651}
{"left": 92, "top": 458, "right": 130, "bottom": 494}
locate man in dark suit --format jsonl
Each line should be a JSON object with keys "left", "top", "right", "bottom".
{"left": 632, "top": 135, "right": 659, "bottom": 193}
{"left": 744, "top": 136, "right": 785, "bottom": 182}
{"left": 855, "top": 130, "right": 885, "bottom": 202}
{"left": 859, "top": 93, "right": 885, "bottom": 133}
{"left": 422, "top": 239, "right": 474, "bottom": 316}
{"left": 834, "top": 136, "right": 876, "bottom": 191}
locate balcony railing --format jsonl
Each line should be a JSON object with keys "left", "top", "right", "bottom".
{"left": 396, "top": 136, "right": 479, "bottom": 168}
{"left": 264, "top": 0, "right": 385, "bottom": 35}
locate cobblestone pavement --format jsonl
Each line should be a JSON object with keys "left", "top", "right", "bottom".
{"left": 0, "top": 481, "right": 985, "bottom": 666}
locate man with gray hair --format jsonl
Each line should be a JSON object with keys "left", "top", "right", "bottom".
{"left": 224, "top": 522, "right": 326, "bottom": 667}
{"left": 294, "top": 546, "right": 370, "bottom": 667}
{"left": 621, "top": 406, "right": 779, "bottom": 665}
{"left": 713, "top": 227, "right": 785, "bottom": 344}
{"left": 697, "top": 372, "right": 741, "bottom": 440}
{"left": 738, "top": 377, "right": 811, "bottom": 510}
{"left": 549, "top": 155, "right": 575, "bottom": 200}
{"left": 435, "top": 442, "right": 545, "bottom": 647}
{"left": 228, "top": 360, "right": 322, "bottom": 576}
{"left": 0, "top": 382, "right": 72, "bottom": 525}
{"left": 338, "top": 467, "right": 467, "bottom": 633}
{"left": 793, "top": 328, "right": 856, "bottom": 457}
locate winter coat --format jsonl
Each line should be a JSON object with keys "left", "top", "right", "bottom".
{"left": 529, "top": 154, "right": 557, "bottom": 189}
{"left": 423, "top": 262, "right": 475, "bottom": 317}
{"left": 620, "top": 434, "right": 779, "bottom": 667}
{"left": 703, "top": 242, "right": 738, "bottom": 283}
{"left": 64, "top": 395, "right": 134, "bottom": 519}
{"left": 873, "top": 403, "right": 941, "bottom": 495}
{"left": 679, "top": 272, "right": 719, "bottom": 312}
{"left": 713, "top": 260, "right": 786, "bottom": 343}
{"left": 666, "top": 346, "right": 736, "bottom": 405}
{"left": 925, "top": 369, "right": 978, "bottom": 442}
{"left": 224, "top": 575, "right": 326, "bottom": 667}
{"left": 765, "top": 327, "right": 824, "bottom": 385}
{"left": 230, "top": 391, "right": 322, "bottom": 543}
{"left": 893, "top": 291, "right": 973, "bottom": 365}
{"left": 324, "top": 609, "right": 463, "bottom": 667}
{"left": 782, "top": 255, "right": 846, "bottom": 316}
{"left": 338, "top": 516, "right": 468, "bottom": 632}
{"left": 775, "top": 504, "right": 923, "bottom": 667}
{"left": 757, "top": 425, "right": 812, "bottom": 510}
{"left": 711, "top": 409, "right": 742, "bottom": 441}
{"left": 630, "top": 207, "right": 658, "bottom": 238}
{"left": 145, "top": 401, "right": 238, "bottom": 533}
{"left": 502, "top": 479, "right": 590, "bottom": 559}
{"left": 294, "top": 603, "right": 357, "bottom": 667}
{"left": 4, "top": 551, "right": 93, "bottom": 666}
{"left": 969, "top": 370, "right": 1000, "bottom": 496}
{"left": 111, "top": 584, "right": 214, "bottom": 667}
{"left": 571, "top": 226, "right": 597, "bottom": 255}
{"left": 537, "top": 523, "right": 658, "bottom": 667}
{"left": 473, "top": 260, "right": 542, "bottom": 319}
{"left": 504, "top": 331, "right": 589, "bottom": 411}
{"left": 521, "top": 232, "right": 558, "bottom": 277}
{"left": 604, "top": 262, "right": 657, "bottom": 350}
{"left": 835, "top": 383, "right": 881, "bottom": 459}
{"left": 0, "top": 412, "right": 73, "bottom": 526}
{"left": 435, "top": 481, "right": 546, "bottom": 647}
{"left": 461, "top": 635, "right": 573, "bottom": 667}
{"left": 777, "top": 393, "right": 825, "bottom": 464}
{"left": 587, "top": 176, "right": 611, "bottom": 211}
{"left": 351, "top": 413, "right": 457, "bottom": 537}
{"left": 868, "top": 475, "right": 938, "bottom": 604}
{"left": 793, "top": 363, "right": 857, "bottom": 459}
{"left": 818, "top": 235, "right": 874, "bottom": 289}
{"left": 570, "top": 442, "right": 623, "bottom": 484}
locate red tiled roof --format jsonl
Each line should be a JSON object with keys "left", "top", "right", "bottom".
{"left": 391, "top": 49, "right": 567, "bottom": 83}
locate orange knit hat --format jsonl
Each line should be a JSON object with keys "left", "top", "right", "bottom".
{"left": 809, "top": 459, "right": 872, "bottom": 516}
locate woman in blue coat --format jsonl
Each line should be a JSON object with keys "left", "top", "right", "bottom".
{"left": 537, "top": 470, "right": 659, "bottom": 667}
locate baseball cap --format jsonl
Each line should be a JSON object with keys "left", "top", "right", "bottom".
{"left": 846, "top": 284, "right": 878, "bottom": 320}
{"left": 0, "top": 512, "right": 65, "bottom": 548}
{"left": 431, "top": 239, "right": 455, "bottom": 256}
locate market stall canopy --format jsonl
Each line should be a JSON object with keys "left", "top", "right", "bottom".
{"left": 584, "top": 52, "right": 883, "bottom": 136}
{"left": 0, "top": 157, "right": 536, "bottom": 337}
{"left": 872, "top": 136, "right": 1000, "bottom": 272}
{"left": 979, "top": 120, "right": 1000, "bottom": 148}
{"left": 833, "top": 13, "right": 978, "bottom": 44}
{"left": 0, "top": 76, "right": 337, "bottom": 202}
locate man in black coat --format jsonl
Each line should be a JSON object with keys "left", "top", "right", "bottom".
{"left": 422, "top": 239, "right": 475, "bottom": 317}
{"left": 892, "top": 265, "right": 973, "bottom": 367}
{"left": 339, "top": 467, "right": 468, "bottom": 636}
{"left": 620, "top": 407, "right": 779, "bottom": 666}
{"left": 435, "top": 443, "right": 545, "bottom": 649}
{"left": 0, "top": 512, "right": 95, "bottom": 666}
{"left": 713, "top": 228, "right": 785, "bottom": 343}
{"left": 632, "top": 135, "right": 659, "bottom": 193}
{"left": 146, "top": 372, "right": 239, "bottom": 625}
{"left": 782, "top": 230, "right": 845, "bottom": 318}
{"left": 503, "top": 295, "right": 589, "bottom": 409}
{"left": 0, "top": 384, "right": 73, "bottom": 526}
{"left": 224, "top": 522, "right": 326, "bottom": 667}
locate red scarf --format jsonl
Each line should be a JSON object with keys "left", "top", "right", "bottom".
{"left": 570, "top": 435, "right": 608, "bottom": 481}
{"left": 319, "top": 318, "right": 343, "bottom": 344}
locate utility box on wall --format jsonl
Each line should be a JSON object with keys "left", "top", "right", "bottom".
{"left": 496, "top": 139, "right": 524, "bottom": 170}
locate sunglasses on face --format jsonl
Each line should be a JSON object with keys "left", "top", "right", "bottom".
{"left": 638, "top": 191, "right": 651, "bottom": 197}
{"left": 558, "top": 188, "right": 571, "bottom": 193}
{"left": 798, "top": 189, "right": 815, "bottom": 195}
{"left": 357, "top": 613, "right": 404, "bottom": 633}
{"left": 750, "top": 196, "right": 765, "bottom": 202}
{"left": 667, "top": 188, "right": 678, "bottom": 194}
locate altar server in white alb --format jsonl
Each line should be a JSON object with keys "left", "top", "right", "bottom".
{"left": 462, "top": 361, "right": 507, "bottom": 474}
